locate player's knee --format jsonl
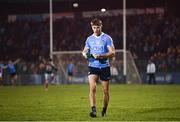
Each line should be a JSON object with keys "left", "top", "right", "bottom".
{"left": 103, "top": 89, "right": 109, "bottom": 96}
{"left": 90, "top": 87, "right": 96, "bottom": 94}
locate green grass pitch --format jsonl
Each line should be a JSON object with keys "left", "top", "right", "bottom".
{"left": 0, "top": 84, "right": 180, "bottom": 121}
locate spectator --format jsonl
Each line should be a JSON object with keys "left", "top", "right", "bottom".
{"left": 147, "top": 59, "right": 156, "bottom": 84}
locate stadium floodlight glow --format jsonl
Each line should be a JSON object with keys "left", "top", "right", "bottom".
{"left": 101, "top": 8, "right": 106, "bottom": 12}
{"left": 73, "top": 3, "right": 79, "bottom": 8}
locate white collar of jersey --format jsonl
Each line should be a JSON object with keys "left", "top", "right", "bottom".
{"left": 93, "top": 32, "right": 104, "bottom": 38}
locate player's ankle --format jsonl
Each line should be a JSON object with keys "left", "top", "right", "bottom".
{"left": 102, "top": 107, "right": 107, "bottom": 117}
{"left": 91, "top": 106, "right": 96, "bottom": 113}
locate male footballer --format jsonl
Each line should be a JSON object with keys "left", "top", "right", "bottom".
{"left": 82, "top": 18, "right": 115, "bottom": 117}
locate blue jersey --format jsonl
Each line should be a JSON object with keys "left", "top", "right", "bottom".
{"left": 7, "top": 64, "right": 16, "bottom": 74}
{"left": 67, "top": 63, "right": 74, "bottom": 73}
{"left": 85, "top": 32, "right": 114, "bottom": 68}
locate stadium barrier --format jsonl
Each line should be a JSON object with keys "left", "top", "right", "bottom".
{"left": 141, "top": 72, "right": 180, "bottom": 84}
{"left": 2, "top": 72, "right": 180, "bottom": 85}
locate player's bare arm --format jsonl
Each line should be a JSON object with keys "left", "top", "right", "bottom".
{"left": 13, "top": 58, "right": 21, "bottom": 64}
{"left": 82, "top": 47, "right": 89, "bottom": 59}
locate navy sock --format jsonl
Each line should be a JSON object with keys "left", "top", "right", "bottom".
{"left": 91, "top": 106, "right": 96, "bottom": 112}
{"left": 102, "top": 107, "right": 107, "bottom": 113}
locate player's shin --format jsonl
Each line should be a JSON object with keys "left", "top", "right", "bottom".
{"left": 102, "top": 89, "right": 109, "bottom": 116}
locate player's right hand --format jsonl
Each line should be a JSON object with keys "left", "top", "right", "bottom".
{"left": 82, "top": 52, "right": 88, "bottom": 59}
{"left": 82, "top": 52, "right": 94, "bottom": 59}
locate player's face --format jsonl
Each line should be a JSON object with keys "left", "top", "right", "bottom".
{"left": 91, "top": 25, "right": 102, "bottom": 36}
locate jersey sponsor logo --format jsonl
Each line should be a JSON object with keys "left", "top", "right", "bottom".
{"left": 96, "top": 41, "right": 102, "bottom": 45}
{"left": 91, "top": 46, "right": 104, "bottom": 52}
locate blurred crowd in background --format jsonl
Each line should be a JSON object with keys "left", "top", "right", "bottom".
{"left": 0, "top": 14, "right": 180, "bottom": 74}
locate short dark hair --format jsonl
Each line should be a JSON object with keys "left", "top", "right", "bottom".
{"left": 91, "top": 18, "right": 102, "bottom": 26}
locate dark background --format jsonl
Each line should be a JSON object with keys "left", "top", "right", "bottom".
{"left": 0, "top": 0, "right": 180, "bottom": 16}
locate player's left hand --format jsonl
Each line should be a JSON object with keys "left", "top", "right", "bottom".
{"left": 82, "top": 52, "right": 88, "bottom": 59}
{"left": 92, "top": 54, "right": 104, "bottom": 59}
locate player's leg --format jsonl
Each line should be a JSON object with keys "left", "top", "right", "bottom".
{"left": 50, "top": 73, "right": 55, "bottom": 84}
{"left": 0, "top": 73, "right": 3, "bottom": 86}
{"left": 88, "top": 74, "right": 98, "bottom": 117}
{"left": 44, "top": 73, "right": 49, "bottom": 90}
{"left": 14, "top": 74, "right": 18, "bottom": 84}
{"left": 100, "top": 67, "right": 110, "bottom": 117}
{"left": 0, "top": 77, "right": 3, "bottom": 86}
{"left": 101, "top": 81, "right": 109, "bottom": 116}
{"left": 11, "top": 77, "right": 15, "bottom": 86}
{"left": 152, "top": 73, "right": 156, "bottom": 84}
{"left": 67, "top": 72, "right": 73, "bottom": 84}
{"left": 150, "top": 74, "right": 153, "bottom": 84}
{"left": 148, "top": 74, "right": 151, "bottom": 84}
{"left": 11, "top": 73, "right": 17, "bottom": 86}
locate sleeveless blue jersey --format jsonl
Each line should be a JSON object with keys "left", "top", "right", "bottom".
{"left": 85, "top": 32, "right": 114, "bottom": 68}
